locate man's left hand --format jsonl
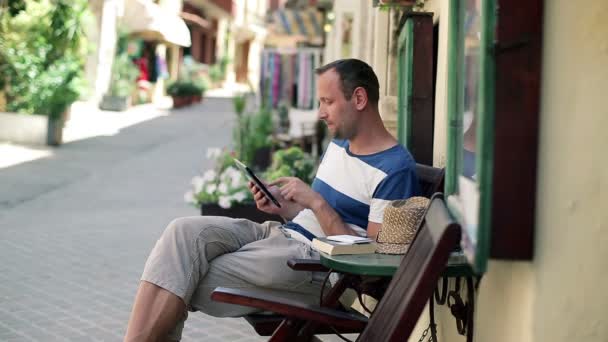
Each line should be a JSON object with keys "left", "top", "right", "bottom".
{"left": 269, "top": 177, "right": 323, "bottom": 209}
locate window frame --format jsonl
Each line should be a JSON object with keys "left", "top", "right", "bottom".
{"left": 445, "top": 0, "right": 496, "bottom": 273}
{"left": 445, "top": 0, "right": 542, "bottom": 273}
{"left": 396, "top": 12, "right": 435, "bottom": 166}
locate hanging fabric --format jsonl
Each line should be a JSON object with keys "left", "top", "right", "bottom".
{"left": 259, "top": 48, "right": 322, "bottom": 110}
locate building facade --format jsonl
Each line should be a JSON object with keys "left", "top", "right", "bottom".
{"left": 324, "top": 0, "right": 607, "bottom": 341}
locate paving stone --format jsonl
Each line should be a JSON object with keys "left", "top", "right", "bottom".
{"left": 0, "top": 99, "right": 272, "bottom": 341}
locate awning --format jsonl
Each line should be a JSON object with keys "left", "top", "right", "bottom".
{"left": 122, "top": 0, "right": 191, "bottom": 47}
{"left": 271, "top": 8, "right": 324, "bottom": 46}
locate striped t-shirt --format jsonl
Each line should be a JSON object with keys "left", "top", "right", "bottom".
{"left": 284, "top": 139, "right": 419, "bottom": 244}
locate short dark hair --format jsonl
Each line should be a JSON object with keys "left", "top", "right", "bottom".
{"left": 315, "top": 59, "right": 380, "bottom": 105}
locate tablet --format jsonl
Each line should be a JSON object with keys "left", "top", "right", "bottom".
{"left": 233, "top": 158, "right": 282, "bottom": 208}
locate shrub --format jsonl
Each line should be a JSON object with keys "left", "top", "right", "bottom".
{"left": 0, "top": 0, "right": 91, "bottom": 118}
{"left": 264, "top": 146, "right": 316, "bottom": 184}
{"left": 166, "top": 80, "right": 205, "bottom": 97}
{"left": 108, "top": 52, "right": 139, "bottom": 97}
{"left": 234, "top": 108, "right": 273, "bottom": 167}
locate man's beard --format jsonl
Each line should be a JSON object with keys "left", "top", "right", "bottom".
{"left": 332, "top": 125, "right": 353, "bottom": 140}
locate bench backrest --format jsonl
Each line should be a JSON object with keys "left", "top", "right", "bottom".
{"left": 415, "top": 163, "right": 445, "bottom": 199}
{"left": 357, "top": 195, "right": 461, "bottom": 342}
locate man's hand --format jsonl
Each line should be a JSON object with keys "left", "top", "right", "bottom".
{"left": 269, "top": 177, "right": 323, "bottom": 210}
{"left": 249, "top": 181, "right": 304, "bottom": 220}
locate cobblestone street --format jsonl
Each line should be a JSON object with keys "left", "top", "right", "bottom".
{"left": 0, "top": 98, "right": 268, "bottom": 341}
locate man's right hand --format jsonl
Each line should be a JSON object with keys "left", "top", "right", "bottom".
{"left": 248, "top": 181, "right": 304, "bottom": 220}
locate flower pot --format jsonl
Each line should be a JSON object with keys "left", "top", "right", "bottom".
{"left": 172, "top": 95, "right": 191, "bottom": 108}
{"left": 99, "top": 94, "right": 131, "bottom": 111}
{"left": 0, "top": 109, "right": 68, "bottom": 146}
{"left": 46, "top": 116, "right": 64, "bottom": 146}
{"left": 201, "top": 202, "right": 282, "bottom": 224}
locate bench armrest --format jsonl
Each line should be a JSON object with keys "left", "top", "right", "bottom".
{"left": 287, "top": 259, "right": 329, "bottom": 272}
{"left": 211, "top": 287, "right": 367, "bottom": 330}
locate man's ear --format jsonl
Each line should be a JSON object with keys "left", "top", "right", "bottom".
{"left": 352, "top": 87, "right": 368, "bottom": 110}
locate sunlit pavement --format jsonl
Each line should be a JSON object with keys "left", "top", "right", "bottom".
{"left": 0, "top": 94, "right": 351, "bottom": 341}
{"left": 0, "top": 97, "right": 268, "bottom": 341}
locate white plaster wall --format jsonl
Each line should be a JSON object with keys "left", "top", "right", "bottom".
{"left": 83, "top": 0, "right": 103, "bottom": 101}
{"left": 247, "top": 34, "right": 265, "bottom": 91}
{"left": 373, "top": 9, "right": 391, "bottom": 127}
{"left": 93, "top": 0, "right": 122, "bottom": 103}
{"left": 362, "top": 0, "right": 376, "bottom": 65}
{"left": 324, "top": 0, "right": 367, "bottom": 62}
{"left": 530, "top": 1, "right": 608, "bottom": 340}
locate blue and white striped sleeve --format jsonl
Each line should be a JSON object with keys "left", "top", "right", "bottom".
{"left": 368, "top": 167, "right": 419, "bottom": 223}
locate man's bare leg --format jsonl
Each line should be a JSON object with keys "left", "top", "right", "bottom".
{"left": 124, "top": 281, "right": 186, "bottom": 342}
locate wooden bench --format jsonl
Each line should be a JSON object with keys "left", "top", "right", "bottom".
{"left": 212, "top": 195, "right": 461, "bottom": 341}
{"left": 215, "top": 163, "right": 445, "bottom": 337}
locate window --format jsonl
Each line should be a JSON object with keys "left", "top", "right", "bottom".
{"left": 445, "top": 0, "right": 495, "bottom": 273}
{"left": 445, "top": 0, "right": 541, "bottom": 273}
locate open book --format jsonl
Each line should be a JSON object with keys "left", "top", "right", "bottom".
{"left": 312, "top": 235, "right": 377, "bottom": 255}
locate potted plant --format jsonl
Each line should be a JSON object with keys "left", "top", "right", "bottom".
{"left": 0, "top": 0, "right": 90, "bottom": 146}
{"left": 167, "top": 80, "right": 205, "bottom": 108}
{"left": 234, "top": 107, "right": 274, "bottom": 170}
{"left": 184, "top": 148, "right": 282, "bottom": 223}
{"left": 99, "top": 52, "right": 139, "bottom": 111}
{"left": 277, "top": 101, "right": 290, "bottom": 134}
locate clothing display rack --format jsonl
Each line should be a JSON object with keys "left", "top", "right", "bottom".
{"left": 260, "top": 47, "right": 323, "bottom": 110}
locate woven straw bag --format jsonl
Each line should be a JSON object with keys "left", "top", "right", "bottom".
{"left": 376, "top": 196, "right": 430, "bottom": 254}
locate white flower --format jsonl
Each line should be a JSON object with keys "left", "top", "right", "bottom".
{"left": 227, "top": 168, "right": 244, "bottom": 187}
{"left": 205, "top": 183, "right": 217, "bottom": 194}
{"left": 191, "top": 176, "right": 204, "bottom": 194}
{"left": 183, "top": 190, "right": 196, "bottom": 204}
{"left": 202, "top": 169, "right": 217, "bottom": 183}
{"left": 233, "top": 191, "right": 247, "bottom": 203}
{"left": 206, "top": 147, "right": 222, "bottom": 160}
{"left": 218, "top": 195, "right": 232, "bottom": 209}
{"left": 218, "top": 182, "right": 228, "bottom": 194}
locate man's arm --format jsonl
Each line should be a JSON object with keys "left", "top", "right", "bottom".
{"left": 249, "top": 181, "right": 304, "bottom": 221}
{"left": 271, "top": 177, "right": 361, "bottom": 236}
{"left": 309, "top": 198, "right": 360, "bottom": 236}
{"left": 271, "top": 177, "right": 385, "bottom": 238}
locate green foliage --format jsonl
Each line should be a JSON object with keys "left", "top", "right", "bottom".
{"left": 108, "top": 52, "right": 139, "bottom": 97}
{"left": 234, "top": 108, "right": 274, "bottom": 166}
{"left": 0, "top": 0, "right": 91, "bottom": 118}
{"left": 180, "top": 57, "right": 210, "bottom": 91}
{"left": 166, "top": 80, "right": 205, "bottom": 97}
{"left": 208, "top": 64, "right": 224, "bottom": 83}
{"left": 170, "top": 58, "right": 209, "bottom": 97}
{"left": 208, "top": 55, "right": 231, "bottom": 84}
{"left": 263, "top": 146, "right": 316, "bottom": 185}
{"left": 232, "top": 93, "right": 247, "bottom": 117}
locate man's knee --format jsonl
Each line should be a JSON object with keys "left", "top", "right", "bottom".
{"left": 162, "top": 216, "right": 219, "bottom": 241}
{"left": 160, "top": 216, "right": 245, "bottom": 253}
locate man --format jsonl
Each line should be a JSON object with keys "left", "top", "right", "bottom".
{"left": 124, "top": 59, "right": 419, "bottom": 341}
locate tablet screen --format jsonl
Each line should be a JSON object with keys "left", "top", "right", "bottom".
{"left": 233, "top": 159, "right": 282, "bottom": 208}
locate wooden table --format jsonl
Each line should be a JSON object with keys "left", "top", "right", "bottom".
{"left": 319, "top": 251, "right": 474, "bottom": 278}
{"left": 271, "top": 251, "right": 474, "bottom": 340}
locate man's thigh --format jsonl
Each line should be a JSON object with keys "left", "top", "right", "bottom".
{"left": 189, "top": 229, "right": 322, "bottom": 317}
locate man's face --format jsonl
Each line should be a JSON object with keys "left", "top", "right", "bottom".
{"left": 316, "top": 69, "right": 358, "bottom": 140}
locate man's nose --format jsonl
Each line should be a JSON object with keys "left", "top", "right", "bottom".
{"left": 317, "top": 109, "right": 327, "bottom": 120}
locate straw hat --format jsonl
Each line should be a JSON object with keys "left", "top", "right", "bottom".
{"left": 376, "top": 196, "right": 430, "bottom": 254}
